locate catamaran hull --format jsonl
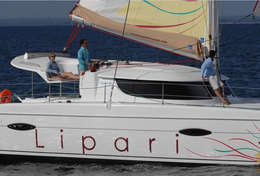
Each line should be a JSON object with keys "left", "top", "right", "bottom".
{"left": 0, "top": 103, "right": 260, "bottom": 165}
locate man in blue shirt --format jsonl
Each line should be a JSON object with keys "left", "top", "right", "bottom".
{"left": 78, "top": 39, "right": 91, "bottom": 75}
{"left": 46, "top": 52, "right": 79, "bottom": 81}
{"left": 201, "top": 50, "right": 230, "bottom": 105}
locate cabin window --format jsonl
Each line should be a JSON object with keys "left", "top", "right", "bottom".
{"left": 116, "top": 79, "right": 231, "bottom": 100}
{"left": 7, "top": 123, "right": 36, "bottom": 131}
{"left": 179, "top": 128, "right": 212, "bottom": 136}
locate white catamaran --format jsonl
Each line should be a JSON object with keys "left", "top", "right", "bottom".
{"left": 1, "top": 0, "right": 260, "bottom": 165}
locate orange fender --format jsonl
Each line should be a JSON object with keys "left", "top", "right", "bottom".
{"left": 0, "top": 89, "right": 12, "bottom": 103}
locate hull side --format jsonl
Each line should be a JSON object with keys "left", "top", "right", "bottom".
{"left": 0, "top": 103, "right": 260, "bottom": 165}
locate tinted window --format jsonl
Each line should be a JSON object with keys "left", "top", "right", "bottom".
{"left": 116, "top": 79, "right": 231, "bottom": 100}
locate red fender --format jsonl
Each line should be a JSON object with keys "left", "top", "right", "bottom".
{"left": 0, "top": 89, "right": 12, "bottom": 103}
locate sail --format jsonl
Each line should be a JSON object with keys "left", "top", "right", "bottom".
{"left": 253, "top": 0, "right": 260, "bottom": 17}
{"left": 70, "top": 0, "right": 215, "bottom": 60}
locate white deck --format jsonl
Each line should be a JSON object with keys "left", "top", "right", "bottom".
{"left": 9, "top": 53, "right": 260, "bottom": 111}
{"left": 11, "top": 53, "right": 79, "bottom": 84}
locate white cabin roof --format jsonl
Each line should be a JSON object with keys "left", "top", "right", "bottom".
{"left": 11, "top": 53, "right": 228, "bottom": 83}
{"left": 11, "top": 53, "right": 79, "bottom": 84}
{"left": 99, "top": 63, "right": 228, "bottom": 82}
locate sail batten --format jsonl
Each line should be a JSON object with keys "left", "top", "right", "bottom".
{"left": 71, "top": 0, "right": 214, "bottom": 60}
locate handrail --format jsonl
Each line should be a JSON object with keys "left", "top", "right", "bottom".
{"left": 1, "top": 80, "right": 260, "bottom": 109}
{"left": 1, "top": 81, "right": 260, "bottom": 90}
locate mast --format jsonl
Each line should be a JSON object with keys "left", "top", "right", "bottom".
{"left": 215, "top": 0, "right": 221, "bottom": 81}
{"left": 210, "top": 0, "right": 220, "bottom": 80}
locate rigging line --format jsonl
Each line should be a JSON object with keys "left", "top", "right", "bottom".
{"left": 253, "top": 0, "right": 260, "bottom": 13}
{"left": 235, "top": 14, "right": 254, "bottom": 24}
{"left": 108, "top": 0, "right": 132, "bottom": 109}
{"left": 65, "top": 24, "right": 79, "bottom": 48}
{"left": 64, "top": 24, "right": 82, "bottom": 50}
{"left": 220, "top": 13, "right": 258, "bottom": 46}
{"left": 64, "top": 23, "right": 78, "bottom": 48}
{"left": 66, "top": 25, "right": 82, "bottom": 48}
{"left": 220, "top": 25, "right": 260, "bottom": 47}
{"left": 67, "top": 26, "right": 81, "bottom": 48}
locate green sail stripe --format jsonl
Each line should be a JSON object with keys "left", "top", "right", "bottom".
{"left": 247, "top": 130, "right": 260, "bottom": 139}
{"left": 215, "top": 148, "right": 260, "bottom": 153}
{"left": 143, "top": 0, "right": 202, "bottom": 15}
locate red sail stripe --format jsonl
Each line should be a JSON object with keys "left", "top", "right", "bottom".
{"left": 230, "top": 138, "right": 260, "bottom": 150}
{"left": 179, "top": 18, "right": 203, "bottom": 34}
{"left": 185, "top": 147, "right": 256, "bottom": 161}
{"left": 253, "top": 121, "right": 260, "bottom": 131}
{"left": 205, "top": 137, "right": 258, "bottom": 160}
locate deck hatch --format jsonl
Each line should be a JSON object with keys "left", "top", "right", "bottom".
{"left": 179, "top": 128, "right": 212, "bottom": 136}
{"left": 7, "top": 123, "right": 36, "bottom": 131}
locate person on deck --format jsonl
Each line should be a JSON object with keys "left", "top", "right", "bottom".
{"left": 201, "top": 50, "right": 231, "bottom": 105}
{"left": 46, "top": 52, "right": 80, "bottom": 81}
{"left": 78, "top": 39, "right": 91, "bottom": 75}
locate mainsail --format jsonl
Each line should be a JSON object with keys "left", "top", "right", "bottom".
{"left": 70, "top": 0, "right": 217, "bottom": 60}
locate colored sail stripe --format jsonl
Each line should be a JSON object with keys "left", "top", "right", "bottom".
{"left": 179, "top": 17, "right": 203, "bottom": 34}
{"left": 247, "top": 130, "right": 260, "bottom": 139}
{"left": 143, "top": 0, "right": 202, "bottom": 15}
{"left": 136, "top": 12, "right": 203, "bottom": 29}
{"left": 229, "top": 138, "right": 260, "bottom": 149}
{"left": 205, "top": 137, "right": 257, "bottom": 160}
{"left": 253, "top": 121, "right": 260, "bottom": 131}
{"left": 185, "top": 147, "right": 256, "bottom": 161}
{"left": 215, "top": 148, "right": 260, "bottom": 153}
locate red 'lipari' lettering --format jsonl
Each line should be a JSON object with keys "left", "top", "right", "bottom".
{"left": 82, "top": 136, "right": 96, "bottom": 155}
{"left": 114, "top": 137, "right": 129, "bottom": 152}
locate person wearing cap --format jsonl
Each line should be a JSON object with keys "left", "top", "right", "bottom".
{"left": 46, "top": 52, "right": 80, "bottom": 81}
{"left": 201, "top": 50, "right": 230, "bottom": 105}
{"left": 78, "top": 39, "right": 91, "bottom": 75}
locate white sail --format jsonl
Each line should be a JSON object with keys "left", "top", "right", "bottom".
{"left": 70, "top": 0, "right": 217, "bottom": 60}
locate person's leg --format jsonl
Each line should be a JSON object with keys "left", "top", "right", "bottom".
{"left": 219, "top": 80, "right": 231, "bottom": 104}
{"left": 209, "top": 76, "right": 230, "bottom": 105}
{"left": 219, "top": 80, "right": 225, "bottom": 97}
{"left": 61, "top": 72, "right": 80, "bottom": 80}
{"left": 214, "top": 89, "right": 230, "bottom": 105}
{"left": 62, "top": 72, "right": 73, "bottom": 76}
{"left": 47, "top": 72, "right": 62, "bottom": 81}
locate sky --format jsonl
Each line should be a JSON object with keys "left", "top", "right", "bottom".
{"left": 0, "top": 0, "right": 258, "bottom": 26}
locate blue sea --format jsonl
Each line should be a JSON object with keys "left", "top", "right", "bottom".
{"left": 0, "top": 24, "right": 260, "bottom": 175}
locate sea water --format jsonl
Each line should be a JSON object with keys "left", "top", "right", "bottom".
{"left": 0, "top": 24, "right": 260, "bottom": 175}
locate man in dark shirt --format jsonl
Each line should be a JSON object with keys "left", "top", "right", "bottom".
{"left": 46, "top": 53, "right": 79, "bottom": 81}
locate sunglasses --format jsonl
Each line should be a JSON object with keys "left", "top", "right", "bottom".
{"left": 50, "top": 56, "right": 56, "bottom": 58}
